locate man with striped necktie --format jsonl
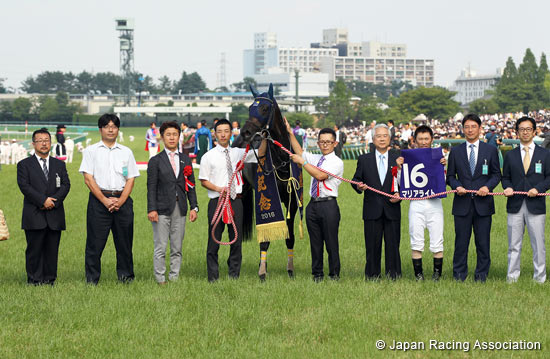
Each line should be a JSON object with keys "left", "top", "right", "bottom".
{"left": 147, "top": 121, "right": 198, "bottom": 285}
{"left": 17, "top": 128, "right": 70, "bottom": 285}
{"left": 446, "top": 114, "right": 501, "bottom": 282}
{"left": 286, "top": 119, "right": 344, "bottom": 282}
{"left": 352, "top": 124, "right": 402, "bottom": 281}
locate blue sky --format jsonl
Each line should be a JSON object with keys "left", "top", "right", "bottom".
{"left": 1, "top": 0, "right": 547, "bottom": 91}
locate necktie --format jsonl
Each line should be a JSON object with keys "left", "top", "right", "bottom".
{"left": 310, "top": 156, "right": 326, "bottom": 198}
{"left": 41, "top": 158, "right": 49, "bottom": 181}
{"left": 169, "top": 152, "right": 177, "bottom": 177}
{"left": 523, "top": 146, "right": 530, "bottom": 174}
{"left": 224, "top": 149, "right": 236, "bottom": 200}
{"left": 378, "top": 154, "right": 386, "bottom": 185}
{"left": 469, "top": 144, "right": 476, "bottom": 175}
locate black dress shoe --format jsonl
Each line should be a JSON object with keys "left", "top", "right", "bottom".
{"left": 313, "top": 276, "right": 324, "bottom": 283}
{"left": 415, "top": 273, "right": 425, "bottom": 281}
{"left": 329, "top": 275, "right": 340, "bottom": 281}
{"left": 432, "top": 271, "right": 441, "bottom": 281}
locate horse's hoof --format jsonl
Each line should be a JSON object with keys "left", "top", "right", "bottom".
{"left": 288, "top": 270, "right": 294, "bottom": 278}
{"left": 259, "top": 274, "right": 266, "bottom": 282}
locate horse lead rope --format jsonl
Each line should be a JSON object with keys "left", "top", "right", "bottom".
{"left": 210, "top": 144, "right": 250, "bottom": 245}
{"left": 269, "top": 139, "right": 550, "bottom": 200}
{"left": 212, "top": 139, "right": 548, "bottom": 245}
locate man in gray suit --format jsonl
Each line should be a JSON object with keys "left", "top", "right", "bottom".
{"left": 502, "top": 116, "right": 550, "bottom": 283}
{"left": 147, "top": 121, "right": 199, "bottom": 284}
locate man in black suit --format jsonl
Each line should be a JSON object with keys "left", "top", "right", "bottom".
{"left": 502, "top": 116, "right": 550, "bottom": 283}
{"left": 147, "top": 121, "right": 199, "bottom": 284}
{"left": 352, "top": 123, "right": 402, "bottom": 280}
{"left": 17, "top": 128, "right": 70, "bottom": 285}
{"left": 446, "top": 113, "right": 501, "bottom": 282}
{"left": 333, "top": 124, "right": 347, "bottom": 158}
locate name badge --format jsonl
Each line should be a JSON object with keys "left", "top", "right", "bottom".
{"left": 536, "top": 162, "right": 542, "bottom": 174}
{"left": 56, "top": 173, "right": 61, "bottom": 188}
{"left": 482, "top": 160, "right": 488, "bottom": 175}
{"left": 122, "top": 166, "right": 128, "bottom": 177}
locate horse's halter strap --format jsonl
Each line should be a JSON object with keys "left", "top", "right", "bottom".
{"left": 250, "top": 96, "right": 275, "bottom": 128}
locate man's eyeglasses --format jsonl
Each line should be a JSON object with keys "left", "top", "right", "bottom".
{"left": 33, "top": 139, "right": 51, "bottom": 144}
{"left": 102, "top": 125, "right": 118, "bottom": 130}
{"left": 318, "top": 141, "right": 334, "bottom": 146}
{"left": 518, "top": 127, "right": 534, "bottom": 133}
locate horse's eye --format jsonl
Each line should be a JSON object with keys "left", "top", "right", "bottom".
{"left": 258, "top": 104, "right": 271, "bottom": 117}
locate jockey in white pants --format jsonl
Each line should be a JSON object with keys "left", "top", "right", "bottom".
{"left": 396, "top": 125, "right": 445, "bottom": 281}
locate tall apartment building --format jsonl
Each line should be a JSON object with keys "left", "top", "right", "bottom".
{"left": 362, "top": 41, "right": 407, "bottom": 58}
{"left": 322, "top": 28, "right": 348, "bottom": 46}
{"left": 320, "top": 56, "right": 434, "bottom": 86}
{"left": 452, "top": 68, "right": 501, "bottom": 105}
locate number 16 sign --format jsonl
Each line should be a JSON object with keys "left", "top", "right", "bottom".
{"left": 399, "top": 148, "right": 446, "bottom": 199}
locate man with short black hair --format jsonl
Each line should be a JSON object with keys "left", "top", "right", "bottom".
{"left": 396, "top": 125, "right": 445, "bottom": 281}
{"left": 148, "top": 121, "right": 199, "bottom": 284}
{"left": 446, "top": 113, "right": 501, "bottom": 282}
{"left": 17, "top": 128, "right": 70, "bottom": 285}
{"left": 288, "top": 120, "right": 344, "bottom": 282}
{"left": 502, "top": 116, "right": 550, "bottom": 283}
{"left": 80, "top": 114, "right": 140, "bottom": 284}
{"left": 199, "top": 119, "right": 265, "bottom": 282}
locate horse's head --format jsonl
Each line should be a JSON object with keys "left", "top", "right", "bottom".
{"left": 234, "top": 83, "right": 276, "bottom": 148}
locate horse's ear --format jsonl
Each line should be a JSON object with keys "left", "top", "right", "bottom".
{"left": 268, "top": 83, "right": 274, "bottom": 99}
{"left": 250, "top": 85, "right": 259, "bottom": 98}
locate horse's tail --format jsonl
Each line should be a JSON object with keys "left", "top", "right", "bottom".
{"left": 241, "top": 163, "right": 256, "bottom": 241}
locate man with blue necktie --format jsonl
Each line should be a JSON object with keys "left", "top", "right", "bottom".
{"left": 446, "top": 114, "right": 501, "bottom": 282}
{"left": 352, "top": 124, "right": 402, "bottom": 280}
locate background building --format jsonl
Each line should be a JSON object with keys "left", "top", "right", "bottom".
{"left": 451, "top": 68, "right": 501, "bottom": 105}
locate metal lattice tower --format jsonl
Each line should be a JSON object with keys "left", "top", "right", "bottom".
{"left": 217, "top": 52, "right": 227, "bottom": 90}
{"left": 115, "top": 18, "right": 135, "bottom": 105}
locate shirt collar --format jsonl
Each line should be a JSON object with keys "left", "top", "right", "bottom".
{"left": 215, "top": 144, "right": 230, "bottom": 152}
{"left": 467, "top": 140, "right": 480, "bottom": 148}
{"left": 165, "top": 148, "right": 178, "bottom": 155}
{"left": 35, "top": 154, "right": 49, "bottom": 162}
{"left": 375, "top": 149, "right": 388, "bottom": 158}
{"left": 521, "top": 142, "right": 535, "bottom": 151}
{"left": 99, "top": 141, "right": 120, "bottom": 149}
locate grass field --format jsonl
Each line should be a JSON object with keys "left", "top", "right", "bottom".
{"left": 0, "top": 126, "right": 548, "bottom": 358}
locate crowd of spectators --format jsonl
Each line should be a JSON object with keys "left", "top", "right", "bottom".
{"left": 303, "top": 110, "right": 550, "bottom": 150}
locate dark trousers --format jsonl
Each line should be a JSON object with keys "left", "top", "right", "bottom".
{"left": 364, "top": 214, "right": 401, "bottom": 279}
{"left": 85, "top": 193, "right": 134, "bottom": 284}
{"left": 453, "top": 205, "right": 492, "bottom": 281}
{"left": 306, "top": 199, "right": 341, "bottom": 278}
{"left": 25, "top": 228, "right": 61, "bottom": 284}
{"left": 207, "top": 198, "right": 243, "bottom": 281}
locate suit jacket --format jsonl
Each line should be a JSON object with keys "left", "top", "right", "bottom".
{"left": 502, "top": 145, "right": 550, "bottom": 214}
{"left": 147, "top": 150, "right": 198, "bottom": 216}
{"left": 17, "top": 156, "right": 70, "bottom": 231}
{"left": 446, "top": 141, "right": 501, "bottom": 216}
{"left": 351, "top": 150, "right": 401, "bottom": 221}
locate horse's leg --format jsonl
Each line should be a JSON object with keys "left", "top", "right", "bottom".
{"left": 259, "top": 242, "right": 270, "bottom": 281}
{"left": 285, "top": 198, "right": 299, "bottom": 278}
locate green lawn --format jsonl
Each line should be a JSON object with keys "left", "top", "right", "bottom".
{"left": 0, "top": 127, "right": 548, "bottom": 358}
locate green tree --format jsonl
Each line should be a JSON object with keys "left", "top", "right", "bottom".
{"left": 232, "top": 77, "right": 258, "bottom": 92}
{"left": 325, "top": 79, "right": 353, "bottom": 126}
{"left": 75, "top": 71, "right": 94, "bottom": 93}
{"left": 38, "top": 96, "right": 60, "bottom": 122}
{"left": 285, "top": 112, "right": 315, "bottom": 129}
{"left": 12, "top": 97, "right": 33, "bottom": 121}
{"left": 392, "top": 86, "right": 460, "bottom": 121}
{"left": 231, "top": 103, "right": 249, "bottom": 123}
{"left": 157, "top": 75, "right": 173, "bottom": 94}
{"left": 174, "top": 71, "right": 207, "bottom": 94}
{"left": 355, "top": 95, "right": 385, "bottom": 124}
{"left": 468, "top": 98, "right": 500, "bottom": 114}
{"left": 0, "top": 101, "right": 13, "bottom": 121}
{"left": 0, "top": 77, "right": 6, "bottom": 93}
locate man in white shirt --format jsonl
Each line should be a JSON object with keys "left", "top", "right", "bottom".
{"left": 286, "top": 120, "right": 344, "bottom": 282}
{"left": 199, "top": 119, "right": 265, "bottom": 282}
{"left": 79, "top": 114, "right": 140, "bottom": 284}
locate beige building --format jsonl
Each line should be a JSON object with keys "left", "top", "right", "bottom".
{"left": 321, "top": 56, "right": 434, "bottom": 86}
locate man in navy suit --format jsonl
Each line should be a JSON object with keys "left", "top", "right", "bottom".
{"left": 352, "top": 123, "right": 402, "bottom": 280}
{"left": 147, "top": 121, "right": 198, "bottom": 284}
{"left": 17, "top": 128, "right": 70, "bottom": 285}
{"left": 502, "top": 116, "right": 550, "bottom": 283}
{"left": 446, "top": 114, "right": 501, "bottom": 282}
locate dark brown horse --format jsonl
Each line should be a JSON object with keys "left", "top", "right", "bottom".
{"left": 232, "top": 84, "right": 301, "bottom": 280}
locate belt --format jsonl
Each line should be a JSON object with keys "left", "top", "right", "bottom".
{"left": 310, "top": 196, "right": 337, "bottom": 203}
{"left": 101, "top": 190, "right": 123, "bottom": 197}
{"left": 211, "top": 193, "right": 243, "bottom": 201}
